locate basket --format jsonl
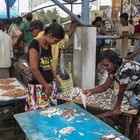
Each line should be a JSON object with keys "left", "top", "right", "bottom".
{"left": 57, "top": 72, "right": 73, "bottom": 92}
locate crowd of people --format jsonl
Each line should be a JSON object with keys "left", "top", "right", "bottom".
{"left": 0, "top": 11, "right": 140, "bottom": 136}
{"left": 0, "top": 13, "right": 79, "bottom": 111}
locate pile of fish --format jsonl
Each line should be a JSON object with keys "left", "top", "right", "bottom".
{"left": 59, "top": 87, "right": 134, "bottom": 111}
{"left": 59, "top": 87, "right": 81, "bottom": 101}
{"left": 40, "top": 107, "right": 85, "bottom": 120}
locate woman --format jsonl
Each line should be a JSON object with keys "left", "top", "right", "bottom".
{"left": 84, "top": 49, "right": 140, "bottom": 135}
{"left": 84, "top": 49, "right": 140, "bottom": 116}
{"left": 25, "top": 23, "right": 65, "bottom": 111}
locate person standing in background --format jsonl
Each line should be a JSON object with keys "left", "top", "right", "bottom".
{"left": 91, "top": 16, "right": 106, "bottom": 66}
{"left": 9, "top": 17, "right": 24, "bottom": 62}
{"left": 20, "top": 13, "right": 33, "bottom": 52}
{"left": 28, "top": 20, "right": 44, "bottom": 38}
{"left": 116, "top": 13, "right": 134, "bottom": 57}
{"left": 131, "top": 19, "right": 140, "bottom": 62}
{"left": 0, "top": 21, "right": 13, "bottom": 78}
{"left": 8, "top": 17, "right": 16, "bottom": 35}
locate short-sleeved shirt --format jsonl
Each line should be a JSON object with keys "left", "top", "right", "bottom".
{"left": 108, "top": 60, "right": 140, "bottom": 93}
{"left": 0, "top": 30, "right": 13, "bottom": 68}
{"left": 20, "top": 21, "right": 33, "bottom": 45}
{"left": 36, "top": 31, "right": 69, "bottom": 71}
{"left": 9, "top": 24, "right": 22, "bottom": 46}
{"left": 29, "top": 39, "right": 53, "bottom": 84}
{"left": 116, "top": 23, "right": 134, "bottom": 56}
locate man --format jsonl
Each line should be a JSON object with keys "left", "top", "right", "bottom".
{"left": 92, "top": 16, "right": 106, "bottom": 66}
{"left": 28, "top": 20, "right": 44, "bottom": 38}
{"left": 20, "top": 13, "right": 33, "bottom": 52}
{"left": 0, "top": 21, "right": 13, "bottom": 78}
{"left": 132, "top": 19, "right": 140, "bottom": 62}
{"left": 17, "top": 20, "right": 44, "bottom": 47}
{"left": 9, "top": 17, "right": 24, "bottom": 61}
{"left": 116, "top": 13, "right": 134, "bottom": 57}
{"left": 8, "top": 17, "right": 16, "bottom": 35}
{"left": 92, "top": 16, "right": 106, "bottom": 35}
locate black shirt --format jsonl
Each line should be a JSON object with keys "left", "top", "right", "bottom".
{"left": 29, "top": 39, "right": 54, "bottom": 84}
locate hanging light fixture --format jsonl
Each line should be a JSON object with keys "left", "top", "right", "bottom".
{"left": 63, "top": 0, "right": 78, "bottom": 4}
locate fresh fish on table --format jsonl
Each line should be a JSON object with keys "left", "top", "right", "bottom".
{"left": 60, "top": 87, "right": 135, "bottom": 111}
{"left": 59, "top": 126, "right": 75, "bottom": 135}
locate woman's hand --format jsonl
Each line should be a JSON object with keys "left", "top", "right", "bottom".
{"left": 45, "top": 84, "right": 51, "bottom": 97}
{"left": 55, "top": 77, "right": 61, "bottom": 85}
{"left": 84, "top": 89, "right": 93, "bottom": 97}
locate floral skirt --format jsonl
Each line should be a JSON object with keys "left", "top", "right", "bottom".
{"left": 25, "top": 82, "right": 58, "bottom": 111}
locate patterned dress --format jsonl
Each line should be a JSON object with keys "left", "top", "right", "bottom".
{"left": 109, "top": 60, "right": 140, "bottom": 94}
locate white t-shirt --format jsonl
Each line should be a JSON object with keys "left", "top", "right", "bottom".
{"left": 0, "top": 30, "right": 13, "bottom": 68}
{"left": 116, "top": 23, "right": 134, "bottom": 56}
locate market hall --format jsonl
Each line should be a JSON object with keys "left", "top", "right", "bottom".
{"left": 0, "top": 0, "right": 140, "bottom": 140}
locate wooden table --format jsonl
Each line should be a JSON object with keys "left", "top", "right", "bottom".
{"left": 97, "top": 34, "right": 139, "bottom": 58}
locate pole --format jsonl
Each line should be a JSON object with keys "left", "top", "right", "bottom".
{"left": 82, "top": 0, "right": 89, "bottom": 24}
{"left": 51, "top": 0, "right": 84, "bottom": 25}
{"left": 18, "top": 0, "right": 20, "bottom": 12}
{"left": 121, "top": 0, "right": 123, "bottom": 15}
{"left": 31, "top": 0, "right": 32, "bottom": 12}
{"left": 71, "top": 3, "right": 73, "bottom": 12}
{"left": 6, "top": 0, "right": 10, "bottom": 19}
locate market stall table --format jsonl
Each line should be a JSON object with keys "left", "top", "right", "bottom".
{"left": 0, "top": 78, "right": 27, "bottom": 140}
{"left": 0, "top": 78, "right": 27, "bottom": 105}
{"left": 73, "top": 99, "right": 138, "bottom": 139}
{"left": 97, "top": 34, "right": 135, "bottom": 58}
{"left": 14, "top": 102, "right": 129, "bottom": 140}
{"left": 0, "top": 78, "right": 27, "bottom": 121}
{"left": 57, "top": 88, "right": 138, "bottom": 139}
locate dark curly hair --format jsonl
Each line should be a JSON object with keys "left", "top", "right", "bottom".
{"left": 120, "top": 13, "right": 129, "bottom": 21}
{"left": 101, "top": 50, "right": 122, "bottom": 66}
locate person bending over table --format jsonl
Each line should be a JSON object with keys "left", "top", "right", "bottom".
{"left": 25, "top": 23, "right": 65, "bottom": 111}
{"left": 84, "top": 50, "right": 140, "bottom": 133}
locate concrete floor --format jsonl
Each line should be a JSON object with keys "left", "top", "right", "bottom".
{"left": 0, "top": 103, "right": 26, "bottom": 140}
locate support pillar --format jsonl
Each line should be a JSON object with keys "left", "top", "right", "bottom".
{"left": 73, "top": 27, "right": 96, "bottom": 89}
{"left": 6, "top": 0, "right": 10, "bottom": 19}
{"left": 82, "top": 0, "right": 89, "bottom": 24}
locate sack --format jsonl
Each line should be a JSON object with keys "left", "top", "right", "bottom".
{"left": 25, "top": 82, "right": 58, "bottom": 111}
{"left": 14, "top": 46, "right": 42, "bottom": 83}
{"left": 14, "top": 53, "right": 32, "bottom": 82}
